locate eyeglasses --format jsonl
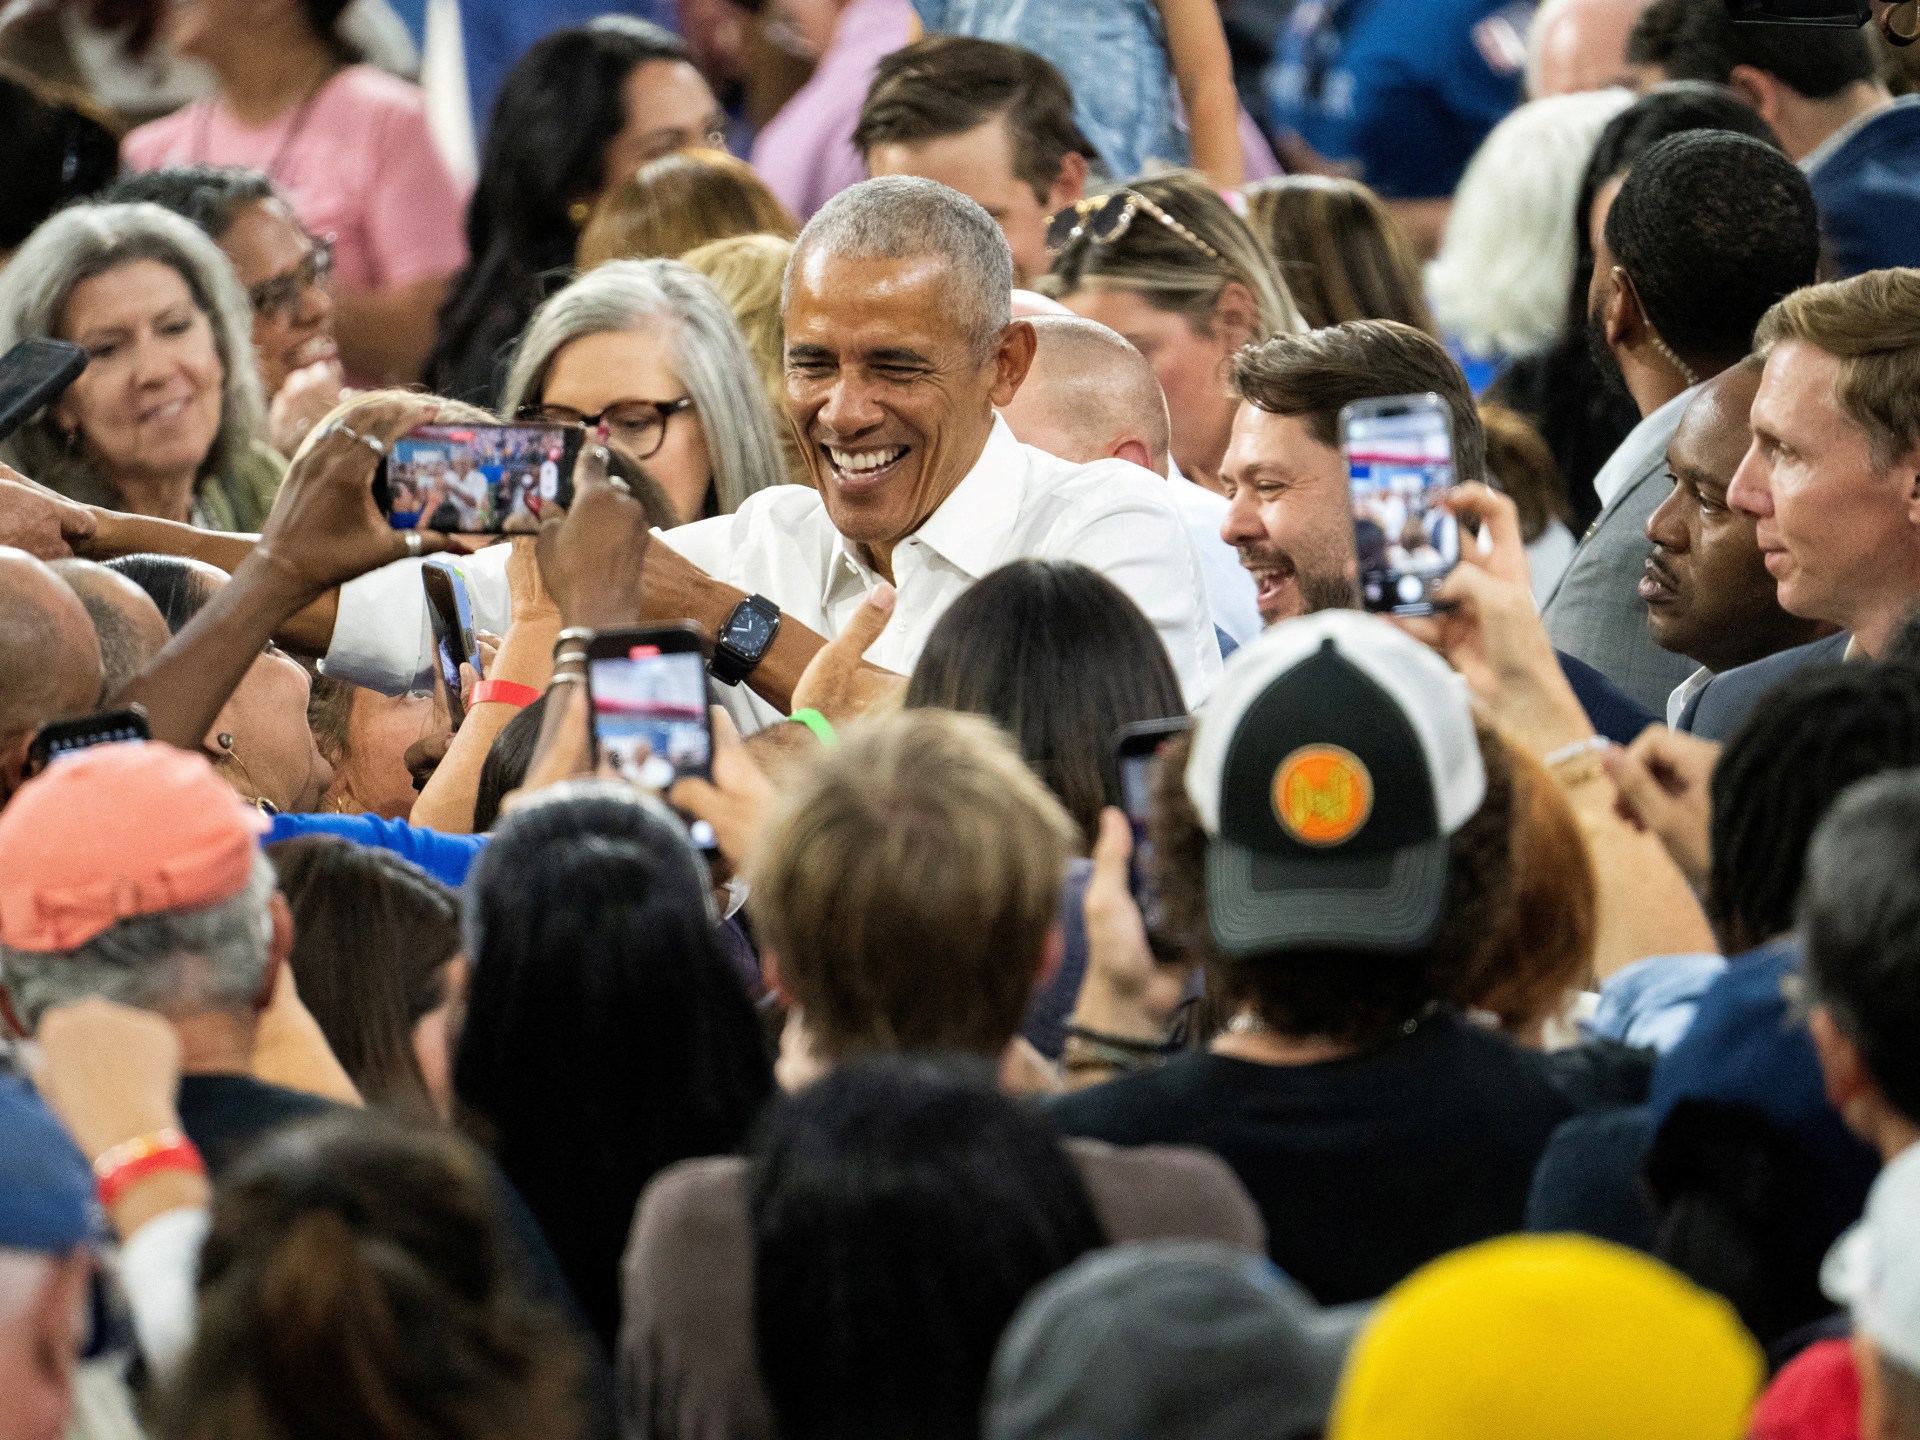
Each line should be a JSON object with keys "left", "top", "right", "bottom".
{"left": 517, "top": 397, "right": 695, "bottom": 460}
{"left": 1045, "top": 190, "right": 1224, "bottom": 264}
{"left": 247, "top": 234, "right": 334, "bottom": 322}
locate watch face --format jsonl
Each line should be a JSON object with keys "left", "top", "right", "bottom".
{"left": 723, "top": 604, "right": 775, "bottom": 656}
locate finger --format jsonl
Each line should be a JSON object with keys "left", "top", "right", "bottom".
{"left": 390, "top": 528, "right": 455, "bottom": 564}
{"left": 667, "top": 773, "right": 722, "bottom": 822}
{"left": 1446, "top": 482, "right": 1527, "bottom": 573}
{"left": 570, "top": 439, "right": 614, "bottom": 502}
{"left": 830, "top": 581, "right": 896, "bottom": 661}
{"left": 1602, "top": 743, "right": 1680, "bottom": 831}
{"left": 1089, "top": 806, "right": 1134, "bottom": 889}
{"left": 349, "top": 392, "right": 445, "bottom": 451}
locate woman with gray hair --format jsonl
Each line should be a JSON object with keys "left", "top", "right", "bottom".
{"left": 0, "top": 202, "right": 283, "bottom": 531}
{"left": 502, "top": 257, "right": 787, "bottom": 526}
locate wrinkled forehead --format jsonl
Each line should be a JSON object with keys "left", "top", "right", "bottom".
{"left": 783, "top": 247, "right": 985, "bottom": 359}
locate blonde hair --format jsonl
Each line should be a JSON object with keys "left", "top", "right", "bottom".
{"left": 679, "top": 233, "right": 807, "bottom": 485}
{"left": 1245, "top": 176, "right": 1435, "bottom": 335}
{"left": 749, "top": 709, "right": 1077, "bottom": 1060}
{"left": 576, "top": 148, "right": 797, "bottom": 272}
{"left": 1754, "top": 268, "right": 1920, "bottom": 471}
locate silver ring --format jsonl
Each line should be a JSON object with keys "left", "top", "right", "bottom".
{"left": 608, "top": 476, "right": 632, "bottom": 497}
{"left": 323, "top": 421, "right": 386, "bottom": 458}
{"left": 404, "top": 531, "right": 423, "bottom": 558}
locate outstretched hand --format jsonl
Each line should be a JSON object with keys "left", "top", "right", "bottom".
{"left": 536, "top": 441, "right": 652, "bottom": 630}
{"left": 790, "top": 583, "right": 907, "bottom": 723}
{"left": 669, "top": 708, "right": 778, "bottom": 869}
{"left": 1072, "top": 808, "right": 1193, "bottom": 1041}
{"left": 0, "top": 465, "right": 95, "bottom": 559}
{"left": 1605, "top": 726, "right": 1720, "bottom": 889}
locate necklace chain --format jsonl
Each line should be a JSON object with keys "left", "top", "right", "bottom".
{"left": 191, "top": 62, "right": 336, "bottom": 187}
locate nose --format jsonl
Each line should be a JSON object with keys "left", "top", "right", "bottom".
{"left": 130, "top": 330, "right": 174, "bottom": 388}
{"left": 1220, "top": 486, "right": 1263, "bottom": 547}
{"left": 814, "top": 374, "right": 885, "bottom": 440}
{"left": 1726, "top": 440, "right": 1773, "bottom": 520}
{"left": 293, "top": 275, "right": 334, "bottom": 332}
{"left": 1645, "top": 477, "right": 1688, "bottom": 551}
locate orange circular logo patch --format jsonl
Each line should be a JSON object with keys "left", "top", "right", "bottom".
{"left": 1272, "top": 745, "right": 1374, "bottom": 847}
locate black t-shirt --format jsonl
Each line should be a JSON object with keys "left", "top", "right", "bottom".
{"left": 1049, "top": 1010, "right": 1578, "bottom": 1304}
{"left": 177, "top": 1072, "right": 337, "bottom": 1177}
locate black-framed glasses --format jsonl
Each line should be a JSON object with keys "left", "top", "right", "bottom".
{"left": 1045, "top": 190, "right": 1224, "bottom": 263}
{"left": 517, "top": 397, "right": 695, "bottom": 460}
{"left": 247, "top": 234, "right": 334, "bottom": 321}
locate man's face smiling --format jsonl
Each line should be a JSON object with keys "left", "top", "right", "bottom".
{"left": 1218, "top": 402, "right": 1358, "bottom": 625}
{"left": 784, "top": 247, "right": 1031, "bottom": 576}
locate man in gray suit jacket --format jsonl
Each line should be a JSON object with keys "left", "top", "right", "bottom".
{"left": 1542, "top": 131, "right": 1822, "bottom": 715}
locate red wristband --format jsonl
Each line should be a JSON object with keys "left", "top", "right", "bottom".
{"left": 470, "top": 679, "right": 542, "bottom": 709}
{"left": 95, "top": 1131, "right": 205, "bottom": 1209}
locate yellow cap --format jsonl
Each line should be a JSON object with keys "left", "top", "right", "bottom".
{"left": 1329, "top": 1235, "right": 1763, "bottom": 1440}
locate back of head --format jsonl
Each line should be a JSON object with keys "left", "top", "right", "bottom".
{"left": 1478, "top": 403, "right": 1572, "bottom": 541}
{"left": 1627, "top": 0, "right": 1877, "bottom": 98}
{"left": 1753, "top": 268, "right": 1920, "bottom": 473}
{"left": 100, "top": 166, "right": 276, "bottom": 244}
{"left": 1606, "top": 129, "right": 1820, "bottom": 366}
{"left": 680, "top": 233, "right": 794, "bottom": 447}
{"left": 1328, "top": 1235, "right": 1762, "bottom": 1440}
{"left": 266, "top": 838, "right": 458, "bottom": 1113}
{"left": 457, "top": 782, "right": 770, "bottom": 1338}
{"left": 788, "top": 175, "right": 1014, "bottom": 360}
{"left": 0, "top": 71, "right": 118, "bottom": 253}
{"left": 1004, "top": 314, "right": 1172, "bottom": 474}
{"left": 1801, "top": 769, "right": 1920, "bottom": 1128}
{"left": 854, "top": 36, "right": 1092, "bottom": 206}
{"left": 471, "top": 694, "right": 548, "bottom": 833}
{"left": 158, "top": 1111, "right": 581, "bottom": 1440}
{"left": 1708, "top": 661, "right": 1920, "bottom": 953}
{"left": 1427, "top": 88, "right": 1636, "bottom": 359}
{"left": 905, "top": 559, "right": 1185, "bottom": 849}
{"left": 47, "top": 558, "right": 169, "bottom": 699}
{"left": 750, "top": 709, "right": 1078, "bottom": 1060}
{"left": 1230, "top": 320, "right": 1487, "bottom": 483}
{"left": 1245, "top": 176, "right": 1434, "bottom": 334}
{"left": 0, "top": 549, "right": 102, "bottom": 744}
{"left": 576, "top": 148, "right": 796, "bottom": 271}
{"left": 1044, "top": 171, "right": 1303, "bottom": 339}
{"left": 750, "top": 1054, "right": 1105, "bottom": 1440}
{"left": 102, "top": 553, "right": 225, "bottom": 634}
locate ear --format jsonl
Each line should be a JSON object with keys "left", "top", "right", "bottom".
{"left": 1211, "top": 281, "right": 1261, "bottom": 351}
{"left": 1602, "top": 265, "right": 1646, "bottom": 352}
{"left": 990, "top": 319, "right": 1039, "bottom": 407}
{"left": 253, "top": 892, "right": 293, "bottom": 1013}
{"left": 1726, "top": 64, "right": 1781, "bottom": 126}
{"left": 1810, "top": 1004, "right": 1873, "bottom": 1115}
{"left": 1033, "top": 923, "right": 1065, "bottom": 993}
{"left": 1046, "top": 151, "right": 1089, "bottom": 212}
{"left": 1899, "top": 441, "right": 1920, "bottom": 529}
{"left": 761, "top": 946, "right": 791, "bottom": 1008}
{"left": 1110, "top": 436, "right": 1154, "bottom": 472}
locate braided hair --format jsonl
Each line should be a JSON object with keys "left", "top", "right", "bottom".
{"left": 1707, "top": 660, "right": 1920, "bottom": 953}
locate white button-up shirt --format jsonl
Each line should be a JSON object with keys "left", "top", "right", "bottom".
{"left": 325, "top": 417, "right": 1220, "bottom": 722}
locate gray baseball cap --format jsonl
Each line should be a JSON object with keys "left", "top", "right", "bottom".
{"left": 985, "top": 1240, "right": 1371, "bottom": 1440}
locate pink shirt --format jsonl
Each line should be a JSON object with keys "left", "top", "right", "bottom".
{"left": 123, "top": 65, "right": 468, "bottom": 296}
{"left": 749, "top": 0, "right": 916, "bottom": 220}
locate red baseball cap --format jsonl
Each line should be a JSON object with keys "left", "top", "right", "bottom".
{"left": 0, "top": 742, "right": 269, "bottom": 951}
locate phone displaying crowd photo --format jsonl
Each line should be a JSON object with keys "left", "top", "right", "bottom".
{"left": 422, "top": 560, "right": 478, "bottom": 729}
{"left": 376, "top": 422, "right": 581, "bottom": 535}
{"left": 1342, "top": 393, "right": 1460, "bottom": 617}
{"left": 1115, "top": 716, "right": 1192, "bottom": 950}
{"left": 26, "top": 709, "right": 150, "bottom": 777}
{"left": 586, "top": 625, "right": 718, "bottom": 849}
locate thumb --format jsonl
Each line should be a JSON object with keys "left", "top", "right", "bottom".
{"left": 1603, "top": 742, "right": 1679, "bottom": 833}
{"left": 667, "top": 773, "right": 721, "bottom": 823}
{"left": 1088, "top": 806, "right": 1134, "bottom": 897}
{"left": 830, "top": 581, "right": 895, "bottom": 660}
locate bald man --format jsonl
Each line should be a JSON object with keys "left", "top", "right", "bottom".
{"left": 1527, "top": 0, "right": 1651, "bottom": 95}
{"left": 0, "top": 549, "right": 103, "bottom": 803}
{"left": 1000, "top": 315, "right": 1261, "bottom": 647}
{"left": 48, "top": 560, "right": 171, "bottom": 700}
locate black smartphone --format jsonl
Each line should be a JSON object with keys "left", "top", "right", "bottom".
{"left": 1726, "top": 0, "right": 1868, "bottom": 24}
{"left": 25, "top": 709, "right": 150, "bottom": 777}
{"left": 0, "top": 339, "right": 89, "bottom": 447}
{"left": 1115, "top": 716, "right": 1192, "bottom": 939}
{"left": 422, "top": 559, "right": 478, "bottom": 728}
{"left": 1343, "top": 392, "right": 1460, "bottom": 617}
{"left": 586, "top": 625, "right": 717, "bottom": 848}
{"left": 375, "top": 422, "right": 581, "bottom": 535}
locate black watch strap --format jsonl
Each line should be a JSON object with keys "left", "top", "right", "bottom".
{"left": 711, "top": 593, "right": 782, "bottom": 685}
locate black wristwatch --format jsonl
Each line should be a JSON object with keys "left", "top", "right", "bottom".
{"left": 711, "top": 594, "right": 782, "bottom": 685}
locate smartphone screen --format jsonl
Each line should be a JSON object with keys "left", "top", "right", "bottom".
{"left": 1344, "top": 395, "right": 1459, "bottom": 616}
{"left": 26, "top": 710, "right": 150, "bottom": 777}
{"left": 0, "top": 339, "right": 89, "bottom": 447}
{"left": 589, "top": 642, "right": 713, "bottom": 791}
{"left": 422, "top": 561, "right": 476, "bottom": 728}
{"left": 1114, "top": 717, "right": 1191, "bottom": 943}
{"left": 379, "top": 423, "right": 580, "bottom": 535}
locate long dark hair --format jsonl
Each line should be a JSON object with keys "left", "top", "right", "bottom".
{"left": 267, "top": 837, "right": 460, "bottom": 1115}
{"left": 454, "top": 783, "right": 772, "bottom": 1348}
{"left": 905, "top": 560, "right": 1185, "bottom": 851}
{"left": 422, "top": 20, "right": 691, "bottom": 406}
{"left": 750, "top": 1055, "right": 1106, "bottom": 1440}
{"left": 155, "top": 1112, "right": 582, "bottom": 1440}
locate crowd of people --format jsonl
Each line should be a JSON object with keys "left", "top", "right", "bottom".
{"left": 3, "top": 0, "right": 1920, "bottom": 1437}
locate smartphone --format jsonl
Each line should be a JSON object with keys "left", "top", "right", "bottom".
{"left": 0, "top": 339, "right": 88, "bottom": 447}
{"left": 1726, "top": 0, "right": 1867, "bottom": 24}
{"left": 1342, "top": 393, "right": 1460, "bottom": 617}
{"left": 25, "top": 709, "right": 150, "bottom": 777}
{"left": 422, "top": 559, "right": 478, "bottom": 728}
{"left": 375, "top": 422, "right": 581, "bottom": 535}
{"left": 586, "top": 625, "right": 717, "bottom": 848}
{"left": 1115, "top": 717, "right": 1192, "bottom": 941}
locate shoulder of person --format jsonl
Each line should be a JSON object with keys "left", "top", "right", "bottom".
{"left": 1064, "top": 1135, "right": 1268, "bottom": 1255}
{"left": 121, "top": 103, "right": 197, "bottom": 165}
{"left": 624, "top": 1154, "right": 750, "bottom": 1268}
{"left": 322, "top": 63, "right": 431, "bottom": 124}
{"left": 1023, "top": 447, "right": 1186, "bottom": 520}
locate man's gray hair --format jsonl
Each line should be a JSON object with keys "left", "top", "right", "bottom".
{"left": 0, "top": 202, "right": 266, "bottom": 500}
{"left": 500, "top": 258, "right": 786, "bottom": 517}
{"left": 0, "top": 852, "right": 276, "bottom": 1030}
{"left": 784, "top": 176, "right": 1014, "bottom": 359}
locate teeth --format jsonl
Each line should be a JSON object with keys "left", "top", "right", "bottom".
{"left": 828, "top": 446, "right": 906, "bottom": 474}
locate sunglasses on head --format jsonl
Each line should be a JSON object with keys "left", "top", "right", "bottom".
{"left": 1045, "top": 189, "right": 1224, "bottom": 263}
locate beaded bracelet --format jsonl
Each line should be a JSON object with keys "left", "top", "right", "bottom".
{"left": 94, "top": 1129, "right": 205, "bottom": 1210}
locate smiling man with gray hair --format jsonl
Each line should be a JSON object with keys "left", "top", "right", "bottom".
{"left": 317, "top": 176, "right": 1219, "bottom": 723}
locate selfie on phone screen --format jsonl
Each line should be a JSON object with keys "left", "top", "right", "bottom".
{"left": 1344, "top": 395, "right": 1459, "bottom": 616}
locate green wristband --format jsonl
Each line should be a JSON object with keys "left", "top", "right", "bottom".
{"left": 790, "top": 708, "right": 838, "bottom": 747}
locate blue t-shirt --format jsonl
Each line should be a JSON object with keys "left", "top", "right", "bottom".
{"left": 264, "top": 812, "right": 488, "bottom": 889}
{"left": 1265, "top": 0, "right": 1533, "bottom": 199}
{"left": 1804, "top": 96, "right": 1920, "bottom": 279}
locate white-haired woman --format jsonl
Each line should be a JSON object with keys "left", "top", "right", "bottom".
{"left": 0, "top": 201, "right": 284, "bottom": 530}
{"left": 502, "top": 257, "right": 786, "bottom": 527}
{"left": 1425, "top": 89, "right": 1636, "bottom": 373}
